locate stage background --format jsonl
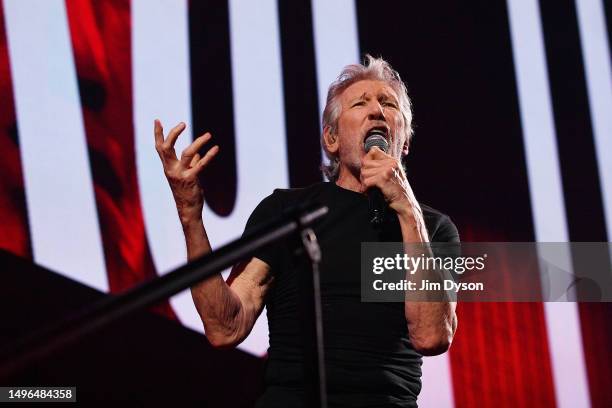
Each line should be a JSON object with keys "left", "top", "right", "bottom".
{"left": 1, "top": 0, "right": 611, "bottom": 407}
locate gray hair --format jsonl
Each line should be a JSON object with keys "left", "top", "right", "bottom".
{"left": 320, "top": 55, "right": 414, "bottom": 181}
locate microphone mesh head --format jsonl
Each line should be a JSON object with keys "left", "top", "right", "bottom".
{"left": 364, "top": 130, "right": 389, "bottom": 153}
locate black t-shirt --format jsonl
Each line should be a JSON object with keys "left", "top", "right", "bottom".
{"left": 244, "top": 182, "right": 460, "bottom": 408}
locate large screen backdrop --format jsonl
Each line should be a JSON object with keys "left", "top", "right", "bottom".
{"left": 0, "top": 1, "right": 611, "bottom": 407}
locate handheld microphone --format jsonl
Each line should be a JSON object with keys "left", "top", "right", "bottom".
{"left": 363, "top": 130, "right": 389, "bottom": 226}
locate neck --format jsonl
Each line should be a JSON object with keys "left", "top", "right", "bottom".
{"left": 335, "top": 166, "right": 364, "bottom": 193}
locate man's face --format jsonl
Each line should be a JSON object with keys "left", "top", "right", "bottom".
{"left": 329, "top": 79, "right": 406, "bottom": 178}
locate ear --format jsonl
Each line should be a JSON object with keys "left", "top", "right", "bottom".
{"left": 402, "top": 138, "right": 410, "bottom": 156}
{"left": 323, "top": 126, "right": 339, "bottom": 155}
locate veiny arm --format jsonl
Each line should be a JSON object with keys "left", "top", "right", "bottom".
{"left": 155, "top": 119, "right": 273, "bottom": 348}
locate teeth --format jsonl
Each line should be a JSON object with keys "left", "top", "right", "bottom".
{"left": 368, "top": 127, "right": 387, "bottom": 136}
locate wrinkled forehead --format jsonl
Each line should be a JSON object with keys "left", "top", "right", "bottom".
{"left": 340, "top": 79, "right": 400, "bottom": 105}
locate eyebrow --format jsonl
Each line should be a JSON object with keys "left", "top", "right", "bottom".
{"left": 349, "top": 92, "right": 368, "bottom": 104}
{"left": 348, "top": 91, "right": 399, "bottom": 105}
{"left": 379, "top": 93, "right": 399, "bottom": 103}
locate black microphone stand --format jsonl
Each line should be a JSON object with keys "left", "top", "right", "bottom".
{"left": 0, "top": 203, "right": 328, "bottom": 388}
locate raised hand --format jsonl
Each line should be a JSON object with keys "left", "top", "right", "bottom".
{"left": 154, "top": 119, "right": 219, "bottom": 226}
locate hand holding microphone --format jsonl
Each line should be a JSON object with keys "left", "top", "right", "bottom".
{"left": 363, "top": 130, "right": 390, "bottom": 225}
{"left": 361, "top": 129, "right": 418, "bottom": 225}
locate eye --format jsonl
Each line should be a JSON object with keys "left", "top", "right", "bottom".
{"left": 352, "top": 101, "right": 366, "bottom": 107}
{"left": 382, "top": 101, "right": 398, "bottom": 108}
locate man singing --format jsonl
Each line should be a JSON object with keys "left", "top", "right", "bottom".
{"left": 154, "top": 55, "right": 459, "bottom": 407}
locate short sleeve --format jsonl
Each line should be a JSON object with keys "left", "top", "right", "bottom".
{"left": 432, "top": 215, "right": 460, "bottom": 243}
{"left": 430, "top": 214, "right": 461, "bottom": 260}
{"left": 242, "top": 190, "right": 283, "bottom": 272}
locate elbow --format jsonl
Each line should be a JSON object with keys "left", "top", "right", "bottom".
{"left": 412, "top": 334, "right": 453, "bottom": 356}
{"left": 202, "top": 319, "right": 243, "bottom": 350}
{"left": 410, "top": 322, "right": 456, "bottom": 356}
{"left": 409, "top": 309, "right": 458, "bottom": 356}
{"left": 206, "top": 331, "right": 240, "bottom": 350}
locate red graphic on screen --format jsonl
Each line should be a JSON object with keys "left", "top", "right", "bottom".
{"left": 65, "top": 0, "right": 175, "bottom": 319}
{"left": 0, "top": 2, "right": 31, "bottom": 259}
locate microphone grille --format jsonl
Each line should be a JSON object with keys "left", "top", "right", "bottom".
{"left": 364, "top": 130, "right": 389, "bottom": 153}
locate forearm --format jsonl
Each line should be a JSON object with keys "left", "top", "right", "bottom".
{"left": 397, "top": 207, "right": 457, "bottom": 356}
{"left": 155, "top": 119, "right": 238, "bottom": 345}
{"left": 183, "top": 219, "right": 245, "bottom": 347}
{"left": 404, "top": 296, "right": 457, "bottom": 356}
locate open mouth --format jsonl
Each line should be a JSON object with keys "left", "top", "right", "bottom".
{"left": 364, "top": 125, "right": 390, "bottom": 141}
{"left": 363, "top": 126, "right": 391, "bottom": 153}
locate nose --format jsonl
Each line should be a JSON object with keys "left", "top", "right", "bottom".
{"left": 367, "top": 101, "right": 386, "bottom": 121}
